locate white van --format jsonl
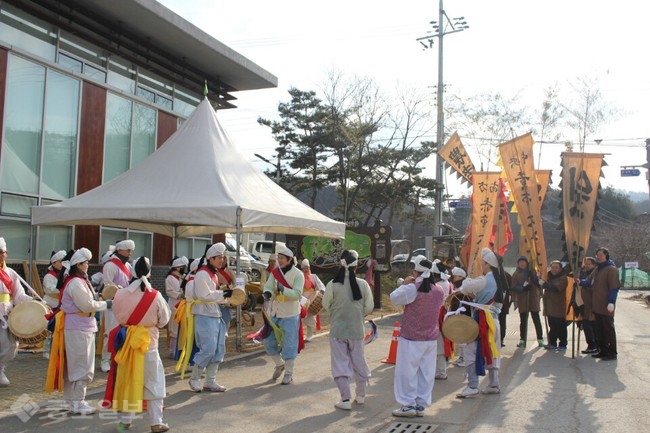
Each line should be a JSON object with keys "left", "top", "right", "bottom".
{"left": 223, "top": 237, "right": 252, "bottom": 273}
{"left": 249, "top": 240, "right": 287, "bottom": 263}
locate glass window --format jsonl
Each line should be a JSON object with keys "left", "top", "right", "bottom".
{"left": 174, "top": 85, "right": 200, "bottom": 117}
{"left": 0, "top": 220, "right": 31, "bottom": 260}
{"left": 1, "top": 55, "right": 45, "bottom": 195}
{"left": 174, "top": 237, "right": 210, "bottom": 259}
{"left": 100, "top": 228, "right": 152, "bottom": 263}
{"left": 0, "top": 193, "right": 37, "bottom": 217}
{"left": 136, "top": 86, "right": 155, "bottom": 103}
{"left": 103, "top": 93, "right": 132, "bottom": 182}
{"left": 0, "top": 4, "right": 56, "bottom": 61}
{"left": 138, "top": 69, "right": 173, "bottom": 97}
{"left": 59, "top": 31, "right": 106, "bottom": 69}
{"left": 37, "top": 226, "right": 72, "bottom": 261}
{"left": 42, "top": 70, "right": 79, "bottom": 200}
{"left": 156, "top": 95, "right": 173, "bottom": 111}
{"left": 132, "top": 104, "right": 156, "bottom": 167}
{"left": 107, "top": 55, "right": 136, "bottom": 94}
{"left": 57, "top": 53, "right": 82, "bottom": 73}
{"left": 83, "top": 64, "right": 107, "bottom": 83}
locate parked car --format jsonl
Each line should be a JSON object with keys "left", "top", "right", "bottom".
{"left": 390, "top": 249, "right": 428, "bottom": 269}
{"left": 224, "top": 237, "right": 252, "bottom": 273}
{"left": 249, "top": 240, "right": 287, "bottom": 263}
{"left": 245, "top": 253, "right": 267, "bottom": 282}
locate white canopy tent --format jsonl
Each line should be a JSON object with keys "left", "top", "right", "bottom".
{"left": 32, "top": 98, "right": 345, "bottom": 351}
{"left": 31, "top": 98, "right": 345, "bottom": 240}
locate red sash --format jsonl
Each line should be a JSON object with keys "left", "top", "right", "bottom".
{"left": 217, "top": 268, "right": 233, "bottom": 285}
{"left": 198, "top": 266, "right": 219, "bottom": 285}
{"left": 47, "top": 270, "right": 58, "bottom": 279}
{"left": 303, "top": 272, "right": 315, "bottom": 290}
{"left": 103, "top": 289, "right": 158, "bottom": 409}
{"left": 0, "top": 268, "right": 14, "bottom": 294}
{"left": 271, "top": 267, "right": 292, "bottom": 289}
{"left": 109, "top": 257, "right": 131, "bottom": 280}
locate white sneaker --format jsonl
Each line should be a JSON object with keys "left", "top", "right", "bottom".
{"left": 355, "top": 395, "right": 365, "bottom": 404}
{"left": 70, "top": 400, "right": 96, "bottom": 415}
{"left": 188, "top": 379, "right": 202, "bottom": 392}
{"left": 482, "top": 386, "right": 500, "bottom": 395}
{"left": 335, "top": 400, "right": 351, "bottom": 410}
{"left": 100, "top": 359, "right": 111, "bottom": 373}
{"left": 435, "top": 373, "right": 448, "bottom": 380}
{"left": 0, "top": 371, "right": 10, "bottom": 387}
{"left": 272, "top": 364, "right": 285, "bottom": 380}
{"left": 392, "top": 405, "right": 417, "bottom": 417}
{"left": 203, "top": 381, "right": 227, "bottom": 392}
{"left": 281, "top": 373, "right": 293, "bottom": 385}
{"left": 456, "top": 387, "right": 480, "bottom": 399}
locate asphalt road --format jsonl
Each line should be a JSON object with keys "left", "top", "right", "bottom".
{"left": 2, "top": 291, "right": 649, "bottom": 433}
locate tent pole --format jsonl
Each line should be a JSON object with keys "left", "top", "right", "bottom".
{"left": 235, "top": 207, "right": 242, "bottom": 352}
{"left": 172, "top": 225, "right": 177, "bottom": 257}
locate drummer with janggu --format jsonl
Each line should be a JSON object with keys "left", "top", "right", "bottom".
{"left": 0, "top": 237, "right": 34, "bottom": 387}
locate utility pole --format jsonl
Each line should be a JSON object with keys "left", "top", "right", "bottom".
{"left": 646, "top": 138, "right": 650, "bottom": 202}
{"left": 416, "top": 0, "right": 468, "bottom": 236}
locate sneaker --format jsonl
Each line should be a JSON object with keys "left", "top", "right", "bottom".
{"left": 435, "top": 373, "right": 448, "bottom": 380}
{"left": 556, "top": 345, "right": 567, "bottom": 351}
{"left": 281, "top": 373, "right": 293, "bottom": 385}
{"left": 581, "top": 347, "right": 598, "bottom": 354}
{"left": 150, "top": 424, "right": 170, "bottom": 433}
{"left": 100, "top": 359, "right": 111, "bottom": 373}
{"left": 482, "top": 385, "right": 500, "bottom": 394}
{"left": 415, "top": 405, "right": 425, "bottom": 417}
{"left": 516, "top": 340, "right": 526, "bottom": 348}
{"left": 544, "top": 344, "right": 558, "bottom": 350}
{"left": 335, "top": 400, "right": 351, "bottom": 410}
{"left": 203, "top": 382, "right": 227, "bottom": 392}
{"left": 0, "top": 371, "right": 9, "bottom": 387}
{"left": 355, "top": 395, "right": 365, "bottom": 405}
{"left": 272, "top": 364, "right": 285, "bottom": 380}
{"left": 392, "top": 405, "right": 417, "bottom": 417}
{"left": 69, "top": 400, "right": 96, "bottom": 415}
{"left": 456, "top": 387, "right": 480, "bottom": 399}
{"left": 188, "top": 379, "right": 202, "bottom": 392}
{"left": 601, "top": 354, "right": 617, "bottom": 361}
{"left": 537, "top": 339, "right": 545, "bottom": 347}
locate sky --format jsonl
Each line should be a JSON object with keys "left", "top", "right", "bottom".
{"left": 157, "top": 0, "right": 650, "bottom": 199}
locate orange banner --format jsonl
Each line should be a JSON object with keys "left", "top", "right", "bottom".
{"left": 439, "top": 131, "right": 475, "bottom": 184}
{"left": 467, "top": 172, "right": 501, "bottom": 277}
{"left": 498, "top": 133, "right": 547, "bottom": 274}
{"left": 491, "top": 177, "right": 513, "bottom": 256}
{"left": 518, "top": 170, "right": 552, "bottom": 257}
{"left": 560, "top": 152, "right": 604, "bottom": 268}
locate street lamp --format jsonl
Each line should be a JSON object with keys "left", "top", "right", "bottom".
{"left": 416, "top": 0, "right": 468, "bottom": 237}
{"left": 254, "top": 153, "right": 281, "bottom": 182}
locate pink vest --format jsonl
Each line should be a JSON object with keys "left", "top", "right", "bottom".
{"left": 400, "top": 284, "right": 444, "bottom": 341}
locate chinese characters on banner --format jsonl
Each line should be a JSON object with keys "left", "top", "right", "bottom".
{"left": 560, "top": 152, "right": 604, "bottom": 268}
{"left": 491, "top": 177, "right": 513, "bottom": 256}
{"left": 498, "top": 133, "right": 548, "bottom": 274}
{"left": 517, "top": 170, "right": 552, "bottom": 258}
{"left": 468, "top": 172, "right": 502, "bottom": 277}
{"left": 439, "top": 131, "right": 475, "bottom": 184}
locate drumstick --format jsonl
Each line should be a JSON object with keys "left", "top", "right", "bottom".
{"left": 16, "top": 274, "right": 45, "bottom": 302}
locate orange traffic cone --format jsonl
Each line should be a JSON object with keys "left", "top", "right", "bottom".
{"left": 381, "top": 321, "right": 401, "bottom": 364}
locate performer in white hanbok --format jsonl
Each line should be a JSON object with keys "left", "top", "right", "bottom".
{"left": 111, "top": 256, "right": 171, "bottom": 433}
{"left": 41, "top": 250, "right": 66, "bottom": 359}
{"left": 0, "top": 237, "right": 32, "bottom": 386}
{"left": 57, "top": 248, "right": 110, "bottom": 414}
{"left": 165, "top": 256, "right": 188, "bottom": 357}
{"left": 300, "top": 259, "right": 326, "bottom": 342}
{"left": 455, "top": 248, "right": 502, "bottom": 398}
{"left": 389, "top": 256, "right": 444, "bottom": 417}
{"left": 101, "top": 240, "right": 135, "bottom": 372}
{"left": 322, "top": 250, "right": 374, "bottom": 410}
